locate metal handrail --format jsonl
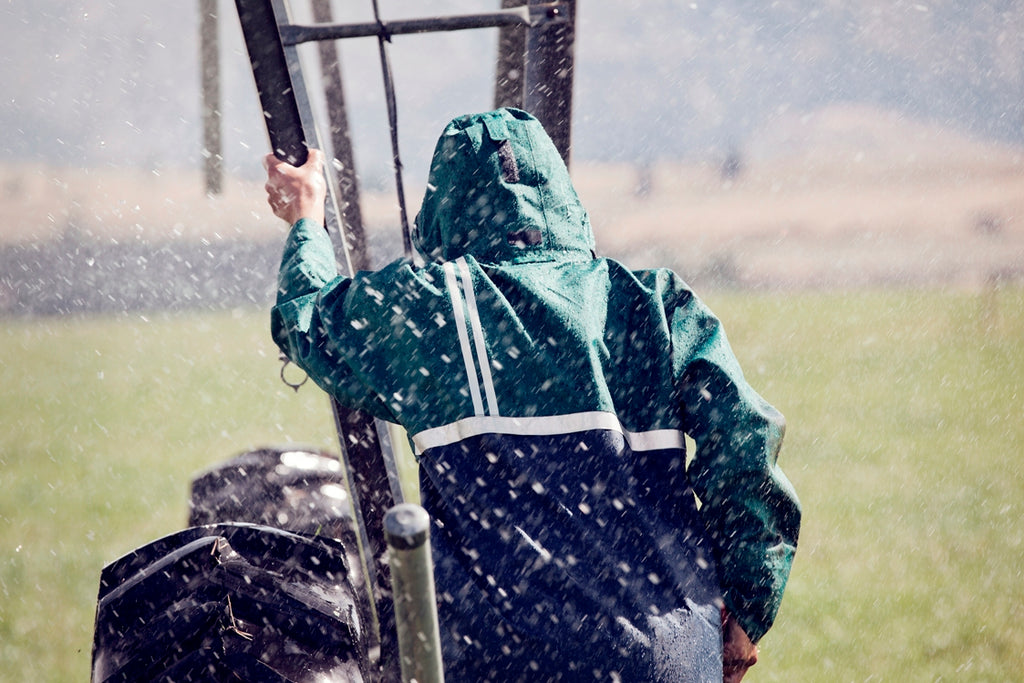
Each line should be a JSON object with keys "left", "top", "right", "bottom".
{"left": 280, "top": 3, "right": 567, "bottom": 45}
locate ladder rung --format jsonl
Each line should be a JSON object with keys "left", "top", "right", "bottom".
{"left": 280, "top": 3, "right": 567, "bottom": 46}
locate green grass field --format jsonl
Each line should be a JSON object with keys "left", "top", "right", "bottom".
{"left": 1, "top": 287, "right": 1022, "bottom": 681}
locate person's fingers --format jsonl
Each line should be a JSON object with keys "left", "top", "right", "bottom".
{"left": 721, "top": 609, "right": 758, "bottom": 682}
{"left": 265, "top": 149, "right": 321, "bottom": 179}
{"left": 723, "top": 657, "right": 757, "bottom": 681}
{"left": 262, "top": 148, "right": 325, "bottom": 224}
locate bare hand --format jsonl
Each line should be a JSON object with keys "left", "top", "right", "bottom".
{"left": 722, "top": 609, "right": 758, "bottom": 683}
{"left": 263, "top": 148, "right": 327, "bottom": 227}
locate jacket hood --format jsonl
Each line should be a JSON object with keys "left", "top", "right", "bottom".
{"left": 413, "top": 108, "right": 595, "bottom": 265}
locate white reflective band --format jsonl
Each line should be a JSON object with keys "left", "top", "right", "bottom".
{"left": 411, "top": 411, "right": 685, "bottom": 454}
{"left": 456, "top": 257, "right": 500, "bottom": 417}
{"left": 443, "top": 261, "right": 484, "bottom": 415}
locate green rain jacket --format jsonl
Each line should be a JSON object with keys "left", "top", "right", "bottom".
{"left": 272, "top": 108, "right": 800, "bottom": 678}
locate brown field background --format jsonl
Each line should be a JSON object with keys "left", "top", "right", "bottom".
{"left": 2, "top": 105, "right": 1022, "bottom": 292}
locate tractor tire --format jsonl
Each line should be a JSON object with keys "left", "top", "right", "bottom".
{"left": 188, "top": 446, "right": 355, "bottom": 543}
{"left": 91, "top": 522, "right": 371, "bottom": 682}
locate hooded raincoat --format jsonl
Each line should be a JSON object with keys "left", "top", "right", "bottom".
{"left": 272, "top": 108, "right": 800, "bottom": 681}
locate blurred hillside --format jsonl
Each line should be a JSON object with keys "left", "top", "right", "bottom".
{"left": 581, "top": 105, "right": 1024, "bottom": 289}
{"left": 2, "top": 103, "right": 1021, "bottom": 315}
{"left": 3, "top": 1, "right": 1023, "bottom": 178}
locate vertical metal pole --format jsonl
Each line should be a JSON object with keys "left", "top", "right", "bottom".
{"left": 525, "top": 0, "right": 576, "bottom": 166}
{"left": 311, "top": 0, "right": 370, "bottom": 271}
{"left": 385, "top": 504, "right": 444, "bottom": 683}
{"left": 200, "top": 0, "right": 223, "bottom": 195}
{"left": 332, "top": 404, "right": 401, "bottom": 681}
{"left": 494, "top": 0, "right": 526, "bottom": 110}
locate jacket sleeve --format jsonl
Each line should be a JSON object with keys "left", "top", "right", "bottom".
{"left": 270, "top": 218, "right": 392, "bottom": 418}
{"left": 669, "top": 285, "right": 800, "bottom": 644}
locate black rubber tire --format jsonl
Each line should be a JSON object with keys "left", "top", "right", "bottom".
{"left": 91, "top": 523, "right": 370, "bottom": 682}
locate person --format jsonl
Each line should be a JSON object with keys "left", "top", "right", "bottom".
{"left": 265, "top": 108, "right": 800, "bottom": 682}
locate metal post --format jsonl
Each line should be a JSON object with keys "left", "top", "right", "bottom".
{"left": 200, "top": 0, "right": 223, "bottom": 195}
{"left": 384, "top": 504, "right": 444, "bottom": 683}
{"left": 311, "top": 0, "right": 369, "bottom": 271}
{"left": 494, "top": 0, "right": 527, "bottom": 109}
{"left": 525, "top": 0, "right": 575, "bottom": 166}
